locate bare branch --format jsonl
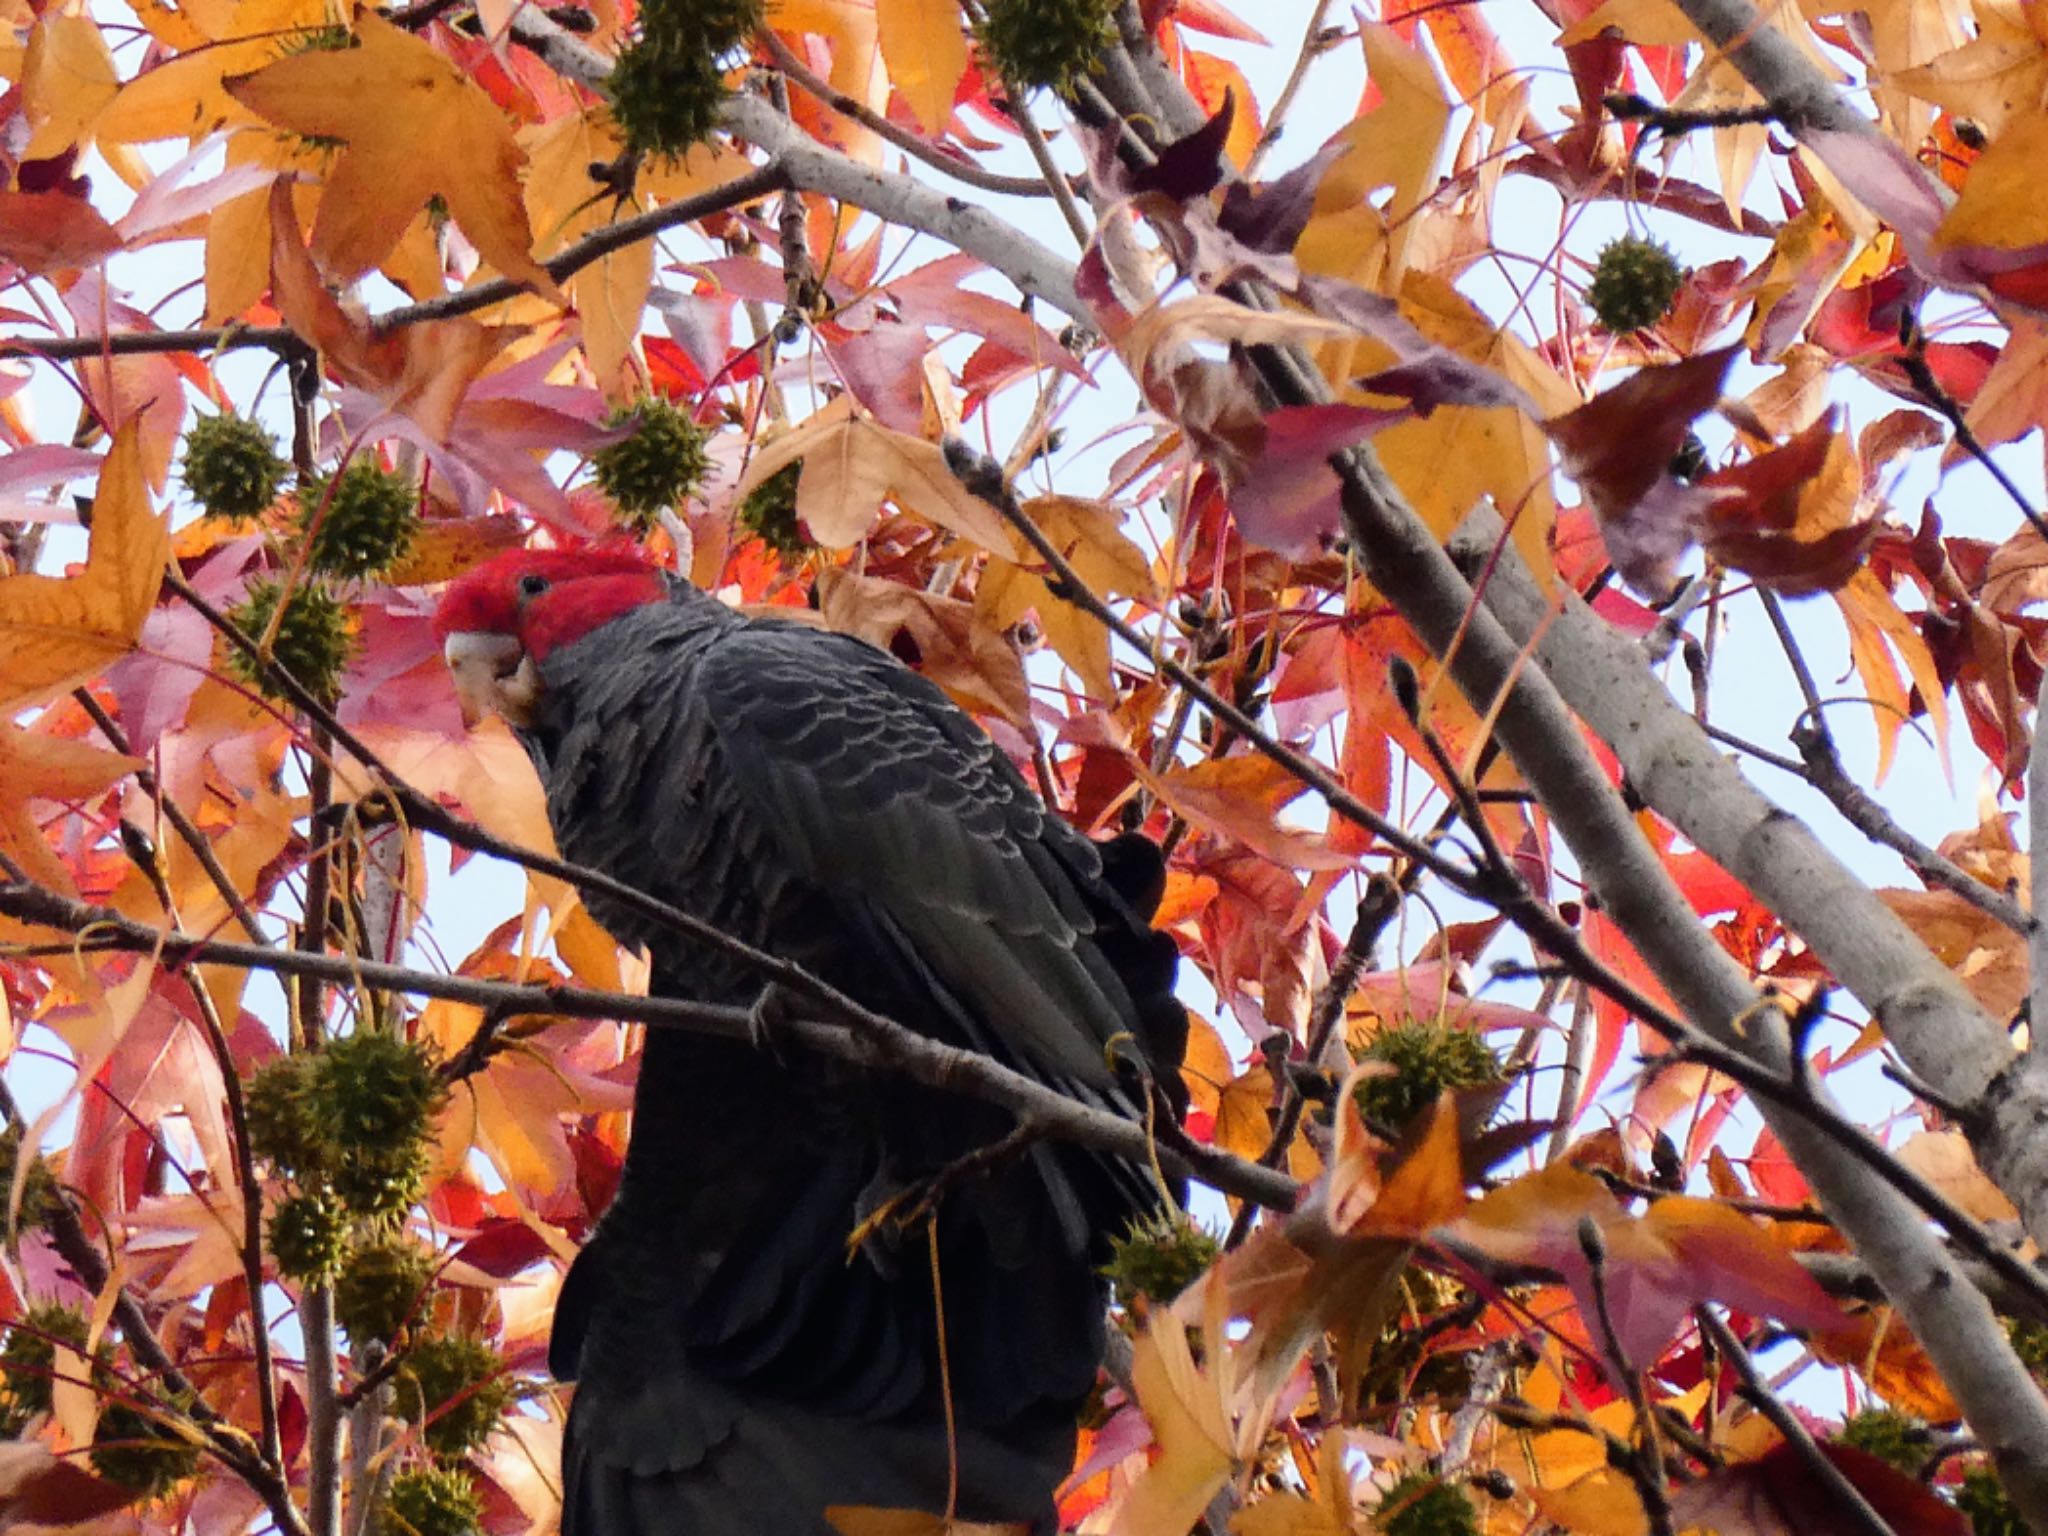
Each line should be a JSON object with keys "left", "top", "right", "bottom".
{"left": 0, "top": 875, "right": 1300, "bottom": 1212}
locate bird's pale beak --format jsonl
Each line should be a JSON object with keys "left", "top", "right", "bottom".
{"left": 443, "top": 632, "right": 541, "bottom": 728}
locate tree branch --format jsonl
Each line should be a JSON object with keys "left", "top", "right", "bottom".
{"left": 0, "top": 875, "right": 1300, "bottom": 1212}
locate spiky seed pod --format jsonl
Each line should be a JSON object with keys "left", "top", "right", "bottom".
{"left": 1958, "top": 1467, "right": 2023, "bottom": 1536}
{"left": 0, "top": 1125, "right": 63, "bottom": 1234}
{"left": 1375, "top": 1474, "right": 1482, "bottom": 1536}
{"left": 396, "top": 1335, "right": 515, "bottom": 1459}
{"left": 734, "top": 460, "right": 810, "bottom": 558}
{"left": 591, "top": 395, "right": 715, "bottom": 531}
{"left": 606, "top": 0, "right": 760, "bottom": 160}
{"left": 309, "top": 1033, "right": 446, "bottom": 1156}
{"left": 299, "top": 459, "right": 421, "bottom": 581}
{"left": 244, "top": 1054, "right": 329, "bottom": 1180}
{"left": 225, "top": 578, "right": 355, "bottom": 703}
{"left": 379, "top": 1464, "right": 483, "bottom": 1536}
{"left": 2009, "top": 1318, "right": 2048, "bottom": 1379}
{"left": 90, "top": 1392, "right": 203, "bottom": 1495}
{"left": 1103, "top": 1209, "right": 1220, "bottom": 1307}
{"left": 336, "top": 1236, "right": 437, "bottom": 1344}
{"left": 0, "top": 1302, "right": 90, "bottom": 1435}
{"left": 329, "top": 1140, "right": 433, "bottom": 1223}
{"left": 270, "top": 1192, "right": 352, "bottom": 1283}
{"left": 1353, "top": 1021, "right": 1505, "bottom": 1134}
{"left": 974, "top": 0, "right": 1117, "bottom": 95}
{"left": 607, "top": 38, "right": 729, "bottom": 160}
{"left": 182, "top": 413, "right": 289, "bottom": 522}
{"left": 1836, "top": 1408, "right": 1930, "bottom": 1474}
{"left": 1586, "top": 235, "right": 1685, "bottom": 333}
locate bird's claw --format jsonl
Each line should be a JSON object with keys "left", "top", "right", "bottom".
{"left": 746, "top": 982, "right": 797, "bottom": 1061}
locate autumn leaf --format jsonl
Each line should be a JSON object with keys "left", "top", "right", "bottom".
{"left": 1446, "top": 1163, "right": 1842, "bottom": 1373}
{"left": 977, "top": 496, "right": 1155, "bottom": 699}
{"left": 268, "top": 178, "right": 514, "bottom": 443}
{"left": 225, "top": 13, "right": 558, "bottom": 295}
{"left": 1667, "top": 1442, "right": 1967, "bottom": 1536}
{"left": 733, "top": 400, "right": 1013, "bottom": 549}
{"left": 875, "top": 0, "right": 967, "bottom": 136}
{"left": 1111, "top": 1276, "right": 1241, "bottom": 1536}
{"left": 0, "top": 723, "right": 141, "bottom": 897}
{"left": 1698, "top": 413, "right": 1875, "bottom": 594}
{"left": 815, "top": 567, "right": 1032, "bottom": 727}
{"left": 0, "top": 422, "right": 171, "bottom": 713}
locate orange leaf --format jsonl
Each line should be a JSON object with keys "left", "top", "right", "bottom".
{"left": 0, "top": 423, "right": 170, "bottom": 713}
{"left": 734, "top": 402, "right": 1013, "bottom": 549}
{"left": 1128, "top": 754, "right": 1356, "bottom": 870}
{"left": 0, "top": 724, "right": 141, "bottom": 898}
{"left": 875, "top": 0, "right": 966, "bottom": 136}
{"left": 225, "top": 13, "right": 558, "bottom": 295}
{"left": 269, "top": 178, "right": 513, "bottom": 442}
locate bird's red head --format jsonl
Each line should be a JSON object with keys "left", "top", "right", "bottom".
{"left": 435, "top": 545, "right": 667, "bottom": 726}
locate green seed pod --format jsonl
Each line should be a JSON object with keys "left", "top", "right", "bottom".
{"left": 300, "top": 459, "right": 421, "bottom": 581}
{"left": 182, "top": 413, "right": 289, "bottom": 522}
{"left": 336, "top": 1236, "right": 438, "bottom": 1345}
{"left": 734, "top": 459, "right": 810, "bottom": 559}
{"left": 0, "top": 1302, "right": 90, "bottom": 1436}
{"left": 1353, "top": 1020, "right": 1505, "bottom": 1134}
{"left": 1959, "top": 1466, "right": 2023, "bottom": 1536}
{"left": 591, "top": 394, "right": 715, "bottom": 531}
{"left": 1103, "top": 1209, "right": 1220, "bottom": 1307}
{"left": 244, "top": 1054, "right": 329, "bottom": 1180}
{"left": 0, "top": 1125, "right": 63, "bottom": 1235}
{"left": 309, "top": 1034, "right": 446, "bottom": 1155}
{"left": 225, "top": 578, "right": 355, "bottom": 704}
{"left": 379, "top": 1464, "right": 483, "bottom": 1536}
{"left": 1375, "top": 1473, "right": 1481, "bottom": 1536}
{"left": 1835, "top": 1407, "right": 1929, "bottom": 1475}
{"left": 974, "top": 0, "right": 1116, "bottom": 95}
{"left": 329, "top": 1141, "right": 433, "bottom": 1223}
{"left": 90, "top": 1392, "right": 203, "bottom": 1495}
{"left": 1586, "top": 235, "right": 1685, "bottom": 333}
{"left": 269, "top": 1192, "right": 352, "bottom": 1283}
{"left": 396, "top": 1335, "right": 515, "bottom": 1459}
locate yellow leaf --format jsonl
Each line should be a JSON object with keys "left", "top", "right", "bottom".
{"left": 1112, "top": 1288, "right": 1236, "bottom": 1536}
{"left": 97, "top": 0, "right": 328, "bottom": 143}
{"left": 1892, "top": 1129, "right": 2021, "bottom": 1224}
{"left": 0, "top": 423, "right": 170, "bottom": 713}
{"left": 1316, "top": 26, "right": 1449, "bottom": 284}
{"left": 0, "top": 724, "right": 140, "bottom": 898}
{"left": 875, "top": 0, "right": 965, "bottom": 136}
{"left": 976, "top": 495, "right": 1154, "bottom": 699}
{"left": 1834, "top": 567, "right": 1948, "bottom": 782}
{"left": 815, "top": 567, "right": 1032, "bottom": 726}
{"left": 1363, "top": 271, "right": 1569, "bottom": 581}
{"left": 1934, "top": 111, "right": 2048, "bottom": 254}
{"left": 524, "top": 113, "right": 753, "bottom": 390}
{"left": 20, "top": 14, "right": 117, "bottom": 159}
{"left": 735, "top": 403, "right": 1013, "bottom": 549}
{"left": 224, "top": 12, "right": 558, "bottom": 296}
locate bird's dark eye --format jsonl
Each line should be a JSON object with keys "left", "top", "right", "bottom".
{"left": 517, "top": 573, "right": 551, "bottom": 600}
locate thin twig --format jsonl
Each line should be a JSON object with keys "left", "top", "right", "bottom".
{"left": 4, "top": 167, "right": 786, "bottom": 364}
{"left": 1695, "top": 1306, "right": 1899, "bottom": 1536}
{"left": 759, "top": 29, "right": 1054, "bottom": 201}
{"left": 0, "top": 875, "right": 1301, "bottom": 1211}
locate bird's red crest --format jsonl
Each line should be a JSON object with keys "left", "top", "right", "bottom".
{"left": 435, "top": 545, "right": 666, "bottom": 659}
